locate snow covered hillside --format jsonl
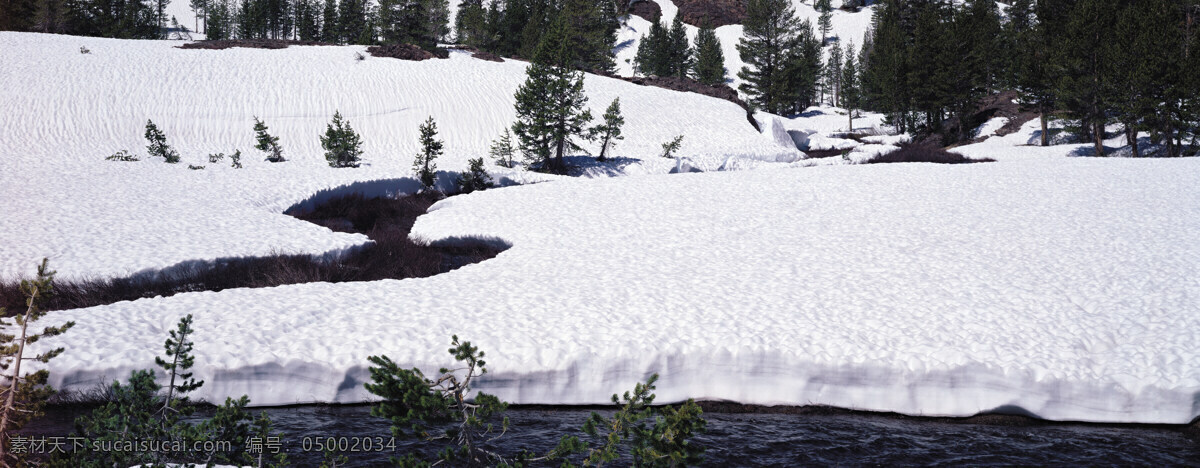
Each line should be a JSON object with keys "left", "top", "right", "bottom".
{"left": 24, "top": 155, "right": 1200, "bottom": 424}
{"left": 0, "top": 31, "right": 797, "bottom": 280}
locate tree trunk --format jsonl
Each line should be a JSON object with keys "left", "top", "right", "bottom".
{"left": 1093, "top": 120, "right": 1104, "bottom": 156}
{"left": 848, "top": 111, "right": 853, "bottom": 133}
{"left": 1040, "top": 111, "right": 1048, "bottom": 147}
{"left": 0, "top": 286, "right": 37, "bottom": 463}
{"left": 598, "top": 136, "right": 609, "bottom": 162}
{"left": 1126, "top": 123, "right": 1139, "bottom": 157}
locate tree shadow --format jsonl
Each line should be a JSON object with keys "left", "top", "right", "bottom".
{"left": 562, "top": 155, "right": 644, "bottom": 177}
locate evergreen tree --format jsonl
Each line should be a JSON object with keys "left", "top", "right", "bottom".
{"left": 841, "top": 42, "right": 861, "bottom": 131}
{"left": 0, "top": 259, "right": 74, "bottom": 466}
{"left": 189, "top": 0, "right": 206, "bottom": 32}
{"left": 738, "top": 0, "right": 801, "bottom": 114}
{"left": 145, "top": 120, "right": 180, "bottom": 163}
{"left": 454, "top": 0, "right": 487, "bottom": 47}
{"left": 590, "top": 97, "right": 624, "bottom": 162}
{"left": 825, "top": 43, "right": 843, "bottom": 106}
{"left": 861, "top": 0, "right": 910, "bottom": 131}
{"left": 338, "top": 0, "right": 367, "bottom": 43}
{"left": 780, "top": 18, "right": 822, "bottom": 112}
{"left": 455, "top": 157, "right": 494, "bottom": 193}
{"left": 1017, "top": 0, "right": 1069, "bottom": 147}
{"left": 295, "top": 0, "right": 320, "bottom": 39}
{"left": 321, "top": 111, "right": 363, "bottom": 167}
{"left": 660, "top": 135, "right": 683, "bottom": 158}
{"left": 154, "top": 314, "right": 203, "bottom": 418}
{"left": 633, "top": 19, "right": 667, "bottom": 76}
{"left": 560, "top": 0, "right": 618, "bottom": 71}
{"left": 816, "top": 0, "right": 832, "bottom": 43}
{"left": 512, "top": 13, "right": 593, "bottom": 173}
{"left": 693, "top": 25, "right": 726, "bottom": 85}
{"left": 320, "top": 0, "right": 337, "bottom": 41}
{"left": 253, "top": 117, "right": 285, "bottom": 162}
{"left": 1000, "top": 0, "right": 1034, "bottom": 89}
{"left": 664, "top": 15, "right": 692, "bottom": 79}
{"left": 414, "top": 116, "right": 442, "bottom": 190}
{"left": 489, "top": 128, "right": 517, "bottom": 168}
{"left": 1056, "top": 0, "right": 1118, "bottom": 156}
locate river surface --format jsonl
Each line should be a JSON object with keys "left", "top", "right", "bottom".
{"left": 24, "top": 404, "right": 1200, "bottom": 466}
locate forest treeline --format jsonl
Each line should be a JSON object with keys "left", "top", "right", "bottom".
{"left": 3, "top": 0, "right": 1197, "bottom": 156}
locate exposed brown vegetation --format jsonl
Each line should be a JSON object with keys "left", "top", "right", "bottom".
{"left": 366, "top": 43, "right": 449, "bottom": 61}
{"left": 862, "top": 143, "right": 996, "bottom": 164}
{"left": 178, "top": 39, "right": 331, "bottom": 50}
{"left": 0, "top": 192, "right": 501, "bottom": 313}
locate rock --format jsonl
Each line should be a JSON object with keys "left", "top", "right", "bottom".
{"left": 675, "top": 0, "right": 747, "bottom": 28}
{"left": 628, "top": 0, "right": 662, "bottom": 22}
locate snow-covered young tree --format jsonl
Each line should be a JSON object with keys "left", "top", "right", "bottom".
{"left": 145, "top": 120, "right": 180, "bottom": 163}
{"left": 253, "top": 117, "right": 285, "bottom": 162}
{"left": 590, "top": 97, "right": 625, "bottom": 162}
{"left": 414, "top": 116, "right": 442, "bottom": 190}
{"left": 321, "top": 111, "right": 364, "bottom": 168}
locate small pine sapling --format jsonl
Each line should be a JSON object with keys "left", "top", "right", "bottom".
{"left": 455, "top": 157, "right": 494, "bottom": 194}
{"left": 590, "top": 98, "right": 625, "bottom": 162}
{"left": 106, "top": 150, "right": 139, "bottom": 161}
{"left": 208, "top": 153, "right": 225, "bottom": 163}
{"left": 321, "top": 111, "right": 363, "bottom": 168}
{"left": 579, "top": 374, "right": 707, "bottom": 467}
{"left": 254, "top": 117, "right": 286, "bottom": 162}
{"left": 145, "top": 120, "right": 180, "bottom": 163}
{"left": 155, "top": 314, "right": 203, "bottom": 419}
{"left": 488, "top": 128, "right": 516, "bottom": 168}
{"left": 187, "top": 164, "right": 205, "bottom": 170}
{"left": 660, "top": 135, "right": 684, "bottom": 159}
{"left": 230, "top": 150, "right": 243, "bottom": 168}
{"left": 413, "top": 116, "right": 442, "bottom": 190}
{"left": 0, "top": 259, "right": 75, "bottom": 466}
{"left": 364, "top": 336, "right": 510, "bottom": 466}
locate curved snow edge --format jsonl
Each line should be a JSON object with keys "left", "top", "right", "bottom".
{"left": 48, "top": 349, "right": 1199, "bottom": 425}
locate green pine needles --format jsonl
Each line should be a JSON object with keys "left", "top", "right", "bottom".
{"left": 693, "top": 26, "right": 726, "bottom": 86}
{"left": 365, "top": 337, "right": 707, "bottom": 467}
{"left": 254, "top": 117, "right": 286, "bottom": 163}
{"left": 144, "top": 120, "right": 180, "bottom": 163}
{"left": 590, "top": 97, "right": 625, "bottom": 162}
{"left": 455, "top": 157, "right": 494, "bottom": 194}
{"left": 512, "top": 13, "right": 594, "bottom": 174}
{"left": 414, "top": 116, "right": 443, "bottom": 190}
{"left": 0, "top": 259, "right": 75, "bottom": 466}
{"left": 660, "top": 135, "right": 684, "bottom": 159}
{"left": 322, "top": 111, "right": 364, "bottom": 168}
{"left": 489, "top": 128, "right": 517, "bottom": 168}
{"left": 154, "top": 314, "right": 203, "bottom": 416}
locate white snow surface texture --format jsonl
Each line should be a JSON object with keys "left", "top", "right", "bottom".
{"left": 25, "top": 156, "right": 1200, "bottom": 425}
{"left": 0, "top": 32, "right": 796, "bottom": 281}
{"left": 3, "top": 33, "right": 1200, "bottom": 425}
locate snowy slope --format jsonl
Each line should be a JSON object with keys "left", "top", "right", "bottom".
{"left": 0, "top": 32, "right": 797, "bottom": 280}
{"left": 22, "top": 156, "right": 1200, "bottom": 424}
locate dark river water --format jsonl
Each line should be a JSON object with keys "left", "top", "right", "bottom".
{"left": 24, "top": 404, "right": 1200, "bottom": 466}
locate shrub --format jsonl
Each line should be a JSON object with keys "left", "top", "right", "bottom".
{"left": 208, "top": 152, "right": 225, "bottom": 163}
{"left": 455, "top": 157, "right": 494, "bottom": 194}
{"left": 254, "top": 117, "right": 286, "bottom": 162}
{"left": 0, "top": 259, "right": 75, "bottom": 466}
{"left": 187, "top": 164, "right": 205, "bottom": 170}
{"left": 660, "top": 135, "right": 684, "bottom": 159}
{"left": 105, "top": 150, "right": 139, "bottom": 161}
{"left": 79, "top": 46, "right": 90, "bottom": 54}
{"left": 230, "top": 150, "right": 243, "bottom": 168}
{"left": 145, "top": 120, "right": 180, "bottom": 163}
{"left": 321, "top": 111, "right": 363, "bottom": 168}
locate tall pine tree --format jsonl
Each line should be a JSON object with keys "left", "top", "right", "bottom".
{"left": 512, "top": 12, "right": 593, "bottom": 173}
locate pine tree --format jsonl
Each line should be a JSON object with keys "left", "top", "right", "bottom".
{"left": 590, "top": 97, "right": 624, "bottom": 162}
{"left": 633, "top": 20, "right": 668, "bottom": 76}
{"left": 1000, "top": 0, "right": 1034, "bottom": 90}
{"left": 665, "top": 15, "right": 692, "bottom": 79}
{"left": 413, "top": 116, "right": 442, "bottom": 190}
{"left": 321, "top": 111, "right": 363, "bottom": 167}
{"left": 816, "top": 0, "right": 832, "bottom": 43}
{"left": 1056, "top": 0, "right": 1118, "bottom": 156}
{"left": 320, "top": 0, "right": 337, "bottom": 42}
{"left": 861, "top": 0, "right": 910, "bottom": 131}
{"left": 693, "top": 25, "right": 726, "bottom": 85}
{"left": 841, "top": 42, "right": 861, "bottom": 132}
{"left": 154, "top": 314, "right": 203, "bottom": 418}
{"left": 338, "top": 0, "right": 367, "bottom": 43}
{"left": 780, "top": 19, "right": 822, "bottom": 113}
{"left": 512, "top": 13, "right": 593, "bottom": 173}
{"left": 253, "top": 117, "right": 285, "bottom": 162}
{"left": 737, "top": 0, "right": 801, "bottom": 114}
{"left": 455, "top": 157, "right": 494, "bottom": 193}
{"left": 0, "top": 259, "right": 74, "bottom": 466}
{"left": 660, "top": 135, "right": 683, "bottom": 158}
{"left": 560, "top": 0, "right": 618, "bottom": 72}
{"left": 825, "top": 43, "right": 843, "bottom": 106}
{"left": 145, "top": 120, "right": 180, "bottom": 163}
{"left": 454, "top": 0, "right": 487, "bottom": 47}
{"left": 489, "top": 128, "right": 517, "bottom": 168}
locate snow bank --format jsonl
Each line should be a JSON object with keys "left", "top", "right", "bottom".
{"left": 0, "top": 31, "right": 796, "bottom": 280}
{"left": 26, "top": 156, "right": 1200, "bottom": 424}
